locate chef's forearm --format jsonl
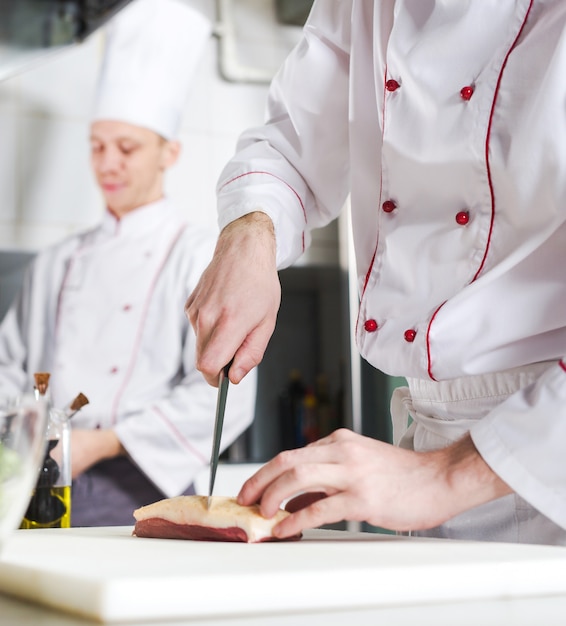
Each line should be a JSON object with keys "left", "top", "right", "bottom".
{"left": 217, "top": 211, "right": 275, "bottom": 253}
{"left": 102, "top": 429, "right": 126, "bottom": 460}
{"left": 71, "top": 429, "right": 126, "bottom": 478}
{"left": 431, "top": 434, "right": 513, "bottom": 519}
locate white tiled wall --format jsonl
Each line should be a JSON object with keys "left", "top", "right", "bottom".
{"left": 0, "top": 0, "right": 293, "bottom": 251}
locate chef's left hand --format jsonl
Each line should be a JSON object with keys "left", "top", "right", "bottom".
{"left": 70, "top": 429, "right": 126, "bottom": 478}
{"left": 237, "top": 428, "right": 512, "bottom": 539}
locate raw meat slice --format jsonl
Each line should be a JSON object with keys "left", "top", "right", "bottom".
{"left": 133, "top": 495, "right": 301, "bottom": 543}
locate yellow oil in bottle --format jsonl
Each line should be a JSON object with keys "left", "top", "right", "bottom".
{"left": 20, "top": 437, "right": 71, "bottom": 529}
{"left": 20, "top": 485, "right": 71, "bottom": 529}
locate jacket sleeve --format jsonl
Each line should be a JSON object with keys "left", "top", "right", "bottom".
{"left": 0, "top": 297, "right": 29, "bottom": 395}
{"left": 0, "top": 263, "right": 38, "bottom": 395}
{"left": 470, "top": 360, "right": 566, "bottom": 530}
{"left": 217, "top": 0, "right": 353, "bottom": 269}
{"left": 0, "top": 244, "right": 75, "bottom": 396}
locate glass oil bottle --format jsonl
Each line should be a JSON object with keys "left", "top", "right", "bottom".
{"left": 20, "top": 375, "right": 88, "bottom": 529}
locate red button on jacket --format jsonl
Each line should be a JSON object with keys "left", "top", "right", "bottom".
{"left": 460, "top": 85, "right": 474, "bottom": 101}
{"left": 455, "top": 210, "right": 470, "bottom": 225}
{"left": 382, "top": 200, "right": 396, "bottom": 213}
{"left": 404, "top": 329, "right": 416, "bottom": 343}
{"left": 386, "top": 79, "right": 400, "bottom": 92}
{"left": 364, "top": 319, "right": 378, "bottom": 333}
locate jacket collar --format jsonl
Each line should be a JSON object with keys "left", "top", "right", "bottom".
{"left": 100, "top": 197, "right": 174, "bottom": 237}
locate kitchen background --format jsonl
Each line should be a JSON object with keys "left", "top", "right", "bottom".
{"left": 0, "top": 0, "right": 399, "bottom": 469}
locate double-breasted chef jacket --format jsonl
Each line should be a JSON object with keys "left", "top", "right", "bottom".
{"left": 0, "top": 199, "right": 257, "bottom": 500}
{"left": 216, "top": 0, "right": 566, "bottom": 540}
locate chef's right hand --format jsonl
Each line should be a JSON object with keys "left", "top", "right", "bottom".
{"left": 185, "top": 212, "right": 281, "bottom": 387}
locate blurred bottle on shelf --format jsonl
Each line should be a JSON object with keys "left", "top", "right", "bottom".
{"left": 334, "top": 358, "right": 346, "bottom": 431}
{"left": 278, "top": 369, "right": 306, "bottom": 450}
{"left": 315, "top": 373, "right": 337, "bottom": 438}
{"left": 302, "top": 387, "right": 319, "bottom": 444}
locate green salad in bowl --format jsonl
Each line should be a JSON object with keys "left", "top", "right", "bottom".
{"left": 0, "top": 444, "right": 22, "bottom": 478}
{"left": 0, "top": 445, "right": 24, "bottom": 512}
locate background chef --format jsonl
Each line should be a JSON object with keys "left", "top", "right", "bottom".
{"left": 0, "top": 0, "right": 257, "bottom": 526}
{"left": 186, "top": 0, "right": 566, "bottom": 544}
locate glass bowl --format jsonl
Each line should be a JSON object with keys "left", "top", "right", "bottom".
{"left": 0, "top": 395, "right": 48, "bottom": 552}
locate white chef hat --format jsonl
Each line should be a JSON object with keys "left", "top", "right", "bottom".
{"left": 92, "top": 0, "right": 211, "bottom": 140}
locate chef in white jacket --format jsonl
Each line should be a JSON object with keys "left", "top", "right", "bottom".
{"left": 186, "top": 0, "right": 566, "bottom": 545}
{"left": 0, "top": 0, "right": 256, "bottom": 526}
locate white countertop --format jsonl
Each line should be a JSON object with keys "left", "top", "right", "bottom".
{"left": 1, "top": 526, "right": 566, "bottom": 624}
{"left": 4, "top": 590, "right": 566, "bottom": 626}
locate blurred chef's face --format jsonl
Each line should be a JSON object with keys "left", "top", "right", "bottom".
{"left": 90, "top": 120, "right": 180, "bottom": 218}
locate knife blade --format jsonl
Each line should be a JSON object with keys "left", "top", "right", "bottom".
{"left": 207, "top": 360, "right": 233, "bottom": 509}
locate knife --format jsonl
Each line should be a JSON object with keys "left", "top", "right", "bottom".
{"left": 207, "top": 360, "right": 233, "bottom": 509}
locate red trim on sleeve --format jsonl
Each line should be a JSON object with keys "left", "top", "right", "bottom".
{"left": 559, "top": 360, "right": 566, "bottom": 374}
{"left": 220, "top": 170, "right": 307, "bottom": 253}
{"left": 151, "top": 406, "right": 208, "bottom": 465}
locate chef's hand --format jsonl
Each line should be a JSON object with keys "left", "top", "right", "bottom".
{"left": 70, "top": 429, "right": 125, "bottom": 479}
{"left": 237, "top": 429, "right": 512, "bottom": 538}
{"left": 185, "top": 212, "right": 280, "bottom": 386}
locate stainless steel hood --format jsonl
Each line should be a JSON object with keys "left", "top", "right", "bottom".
{"left": 0, "top": 0, "right": 132, "bottom": 80}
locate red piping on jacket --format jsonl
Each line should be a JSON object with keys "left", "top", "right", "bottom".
{"left": 357, "top": 66, "right": 389, "bottom": 337}
{"left": 426, "top": 0, "right": 535, "bottom": 381}
{"left": 559, "top": 360, "right": 566, "bottom": 374}
{"left": 361, "top": 65, "right": 388, "bottom": 300}
{"left": 425, "top": 303, "right": 446, "bottom": 380}
{"left": 473, "top": 0, "right": 534, "bottom": 281}
{"left": 110, "top": 223, "right": 188, "bottom": 425}
{"left": 220, "top": 170, "right": 307, "bottom": 253}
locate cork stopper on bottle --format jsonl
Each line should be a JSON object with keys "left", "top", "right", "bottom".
{"left": 69, "top": 392, "right": 89, "bottom": 413}
{"left": 34, "top": 372, "right": 50, "bottom": 396}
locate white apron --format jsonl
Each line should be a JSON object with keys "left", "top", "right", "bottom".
{"left": 391, "top": 362, "right": 566, "bottom": 545}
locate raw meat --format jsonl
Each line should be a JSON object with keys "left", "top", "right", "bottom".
{"left": 133, "top": 495, "right": 301, "bottom": 543}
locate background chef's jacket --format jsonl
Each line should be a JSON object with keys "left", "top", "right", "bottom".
{"left": 214, "top": 0, "right": 566, "bottom": 531}
{"left": 0, "top": 198, "right": 257, "bottom": 497}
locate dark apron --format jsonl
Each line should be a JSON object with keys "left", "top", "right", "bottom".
{"left": 71, "top": 457, "right": 195, "bottom": 527}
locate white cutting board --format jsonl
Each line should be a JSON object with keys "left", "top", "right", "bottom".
{"left": 1, "top": 526, "right": 566, "bottom": 623}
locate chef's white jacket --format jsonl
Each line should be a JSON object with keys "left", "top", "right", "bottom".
{"left": 0, "top": 199, "right": 257, "bottom": 497}
{"left": 215, "top": 0, "right": 566, "bottom": 533}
